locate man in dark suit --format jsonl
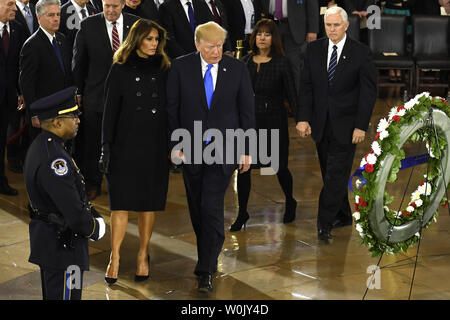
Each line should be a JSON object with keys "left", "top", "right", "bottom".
{"left": 59, "top": 0, "right": 97, "bottom": 49}
{"left": 19, "top": 0, "right": 73, "bottom": 142}
{"left": 342, "top": 0, "right": 374, "bottom": 18}
{"left": 167, "top": 21, "right": 254, "bottom": 292}
{"left": 158, "top": 0, "right": 214, "bottom": 58}
{"left": 296, "top": 6, "right": 376, "bottom": 242}
{"left": 15, "top": 0, "right": 39, "bottom": 37}
{"left": 256, "top": 0, "right": 319, "bottom": 93}
{"left": 204, "top": 0, "right": 231, "bottom": 52}
{"left": 1, "top": 0, "right": 26, "bottom": 195}
{"left": 72, "top": 0, "right": 138, "bottom": 200}
{"left": 222, "top": 0, "right": 262, "bottom": 55}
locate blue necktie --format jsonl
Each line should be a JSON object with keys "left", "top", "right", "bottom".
{"left": 186, "top": 1, "right": 196, "bottom": 32}
{"left": 328, "top": 45, "right": 338, "bottom": 85}
{"left": 52, "top": 37, "right": 65, "bottom": 74}
{"left": 23, "top": 5, "right": 34, "bottom": 34}
{"left": 204, "top": 64, "right": 213, "bottom": 143}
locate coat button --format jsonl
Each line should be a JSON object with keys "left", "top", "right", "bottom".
{"left": 151, "top": 77, "right": 156, "bottom": 82}
{"left": 136, "top": 92, "right": 142, "bottom": 97}
{"left": 152, "top": 92, "right": 158, "bottom": 98}
{"left": 151, "top": 108, "right": 157, "bottom": 114}
{"left": 136, "top": 77, "right": 140, "bottom": 82}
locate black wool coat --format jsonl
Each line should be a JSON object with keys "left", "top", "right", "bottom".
{"left": 102, "top": 52, "right": 169, "bottom": 211}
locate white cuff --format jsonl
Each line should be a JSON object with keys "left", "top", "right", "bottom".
{"left": 96, "top": 217, "right": 106, "bottom": 240}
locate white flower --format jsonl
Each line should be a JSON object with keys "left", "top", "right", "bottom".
{"left": 379, "top": 130, "right": 389, "bottom": 140}
{"left": 371, "top": 141, "right": 382, "bottom": 156}
{"left": 397, "top": 108, "right": 406, "bottom": 117}
{"left": 383, "top": 206, "right": 390, "bottom": 212}
{"left": 418, "top": 183, "right": 432, "bottom": 196}
{"left": 356, "top": 179, "right": 362, "bottom": 189}
{"left": 359, "top": 232, "right": 365, "bottom": 238}
{"left": 360, "top": 158, "right": 367, "bottom": 168}
{"left": 415, "top": 199, "right": 423, "bottom": 207}
{"left": 355, "top": 195, "right": 360, "bottom": 203}
{"left": 414, "top": 92, "right": 430, "bottom": 100}
{"left": 405, "top": 98, "right": 418, "bottom": 110}
{"left": 356, "top": 224, "right": 363, "bottom": 233}
{"left": 415, "top": 232, "right": 421, "bottom": 238}
{"left": 406, "top": 206, "right": 415, "bottom": 213}
{"left": 377, "top": 118, "right": 389, "bottom": 132}
{"left": 388, "top": 107, "right": 398, "bottom": 120}
{"left": 353, "top": 211, "right": 361, "bottom": 221}
{"left": 426, "top": 142, "right": 435, "bottom": 158}
{"left": 366, "top": 153, "right": 377, "bottom": 165}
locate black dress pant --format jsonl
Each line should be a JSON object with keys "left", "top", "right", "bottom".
{"left": 0, "top": 101, "right": 9, "bottom": 180}
{"left": 82, "top": 110, "right": 103, "bottom": 191}
{"left": 40, "top": 267, "right": 84, "bottom": 300}
{"left": 315, "top": 120, "right": 356, "bottom": 232}
{"left": 182, "top": 165, "right": 233, "bottom": 276}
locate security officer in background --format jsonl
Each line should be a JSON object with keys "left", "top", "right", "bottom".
{"left": 24, "top": 86, "right": 105, "bottom": 300}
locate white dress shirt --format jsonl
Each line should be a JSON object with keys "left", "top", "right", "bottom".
{"left": 70, "top": 0, "right": 89, "bottom": 21}
{"left": 239, "top": 0, "right": 255, "bottom": 35}
{"left": 0, "top": 21, "right": 10, "bottom": 38}
{"left": 269, "top": 0, "right": 288, "bottom": 19}
{"left": 180, "top": 0, "right": 195, "bottom": 23}
{"left": 16, "top": 1, "right": 31, "bottom": 19}
{"left": 200, "top": 54, "right": 218, "bottom": 90}
{"left": 327, "top": 34, "right": 347, "bottom": 69}
{"left": 105, "top": 14, "right": 124, "bottom": 46}
{"left": 40, "top": 26, "right": 56, "bottom": 44}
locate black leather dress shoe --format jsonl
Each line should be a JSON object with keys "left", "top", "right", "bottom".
{"left": 318, "top": 229, "right": 333, "bottom": 241}
{"left": 332, "top": 219, "right": 352, "bottom": 228}
{"left": 0, "top": 182, "right": 18, "bottom": 196}
{"left": 197, "top": 274, "right": 213, "bottom": 293}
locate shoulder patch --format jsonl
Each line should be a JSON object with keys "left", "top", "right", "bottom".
{"left": 50, "top": 158, "right": 69, "bottom": 177}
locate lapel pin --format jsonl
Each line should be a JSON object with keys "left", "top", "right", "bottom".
{"left": 343, "top": 56, "right": 346, "bottom": 59}
{"left": 223, "top": 68, "right": 226, "bottom": 72}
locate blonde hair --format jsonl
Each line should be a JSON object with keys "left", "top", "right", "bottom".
{"left": 113, "top": 19, "right": 170, "bottom": 70}
{"left": 195, "top": 21, "right": 227, "bottom": 44}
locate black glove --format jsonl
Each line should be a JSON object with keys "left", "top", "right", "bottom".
{"left": 98, "top": 144, "right": 110, "bottom": 174}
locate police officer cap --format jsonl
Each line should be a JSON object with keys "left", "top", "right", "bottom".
{"left": 30, "top": 87, "right": 80, "bottom": 120}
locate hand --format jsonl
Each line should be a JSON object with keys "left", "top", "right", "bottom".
{"left": 352, "top": 128, "right": 366, "bottom": 144}
{"left": 360, "top": 11, "right": 368, "bottom": 17}
{"left": 170, "top": 149, "right": 185, "bottom": 166}
{"left": 17, "top": 95, "right": 25, "bottom": 111}
{"left": 76, "top": 95, "right": 82, "bottom": 108}
{"left": 306, "top": 33, "right": 317, "bottom": 43}
{"left": 239, "top": 155, "right": 252, "bottom": 173}
{"left": 98, "top": 144, "right": 110, "bottom": 174}
{"left": 31, "top": 116, "right": 40, "bottom": 128}
{"left": 296, "top": 121, "right": 311, "bottom": 138}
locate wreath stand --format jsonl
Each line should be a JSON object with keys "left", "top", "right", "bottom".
{"left": 363, "top": 107, "right": 450, "bottom": 300}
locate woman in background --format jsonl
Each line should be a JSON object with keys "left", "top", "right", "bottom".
{"left": 230, "top": 18, "right": 299, "bottom": 231}
{"left": 100, "top": 19, "right": 170, "bottom": 284}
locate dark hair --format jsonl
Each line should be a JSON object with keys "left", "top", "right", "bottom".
{"left": 249, "top": 18, "right": 285, "bottom": 57}
{"left": 113, "top": 19, "right": 170, "bottom": 70}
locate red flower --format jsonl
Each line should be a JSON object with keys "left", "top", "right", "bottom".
{"left": 402, "top": 211, "right": 410, "bottom": 217}
{"left": 358, "top": 198, "right": 368, "bottom": 207}
{"left": 393, "top": 115, "right": 401, "bottom": 123}
{"left": 409, "top": 202, "right": 416, "bottom": 208}
{"left": 365, "top": 164, "right": 374, "bottom": 173}
{"left": 443, "top": 201, "right": 449, "bottom": 208}
{"left": 420, "top": 181, "right": 424, "bottom": 186}
{"left": 397, "top": 105, "right": 405, "bottom": 112}
{"left": 375, "top": 132, "right": 380, "bottom": 140}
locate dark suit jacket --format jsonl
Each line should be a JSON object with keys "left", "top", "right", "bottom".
{"left": 122, "top": 0, "right": 159, "bottom": 21}
{"left": 61, "top": 0, "right": 103, "bottom": 12}
{"left": 343, "top": 0, "right": 375, "bottom": 12}
{"left": 0, "top": 20, "right": 27, "bottom": 108}
{"left": 159, "top": 0, "right": 214, "bottom": 58}
{"left": 19, "top": 28, "right": 73, "bottom": 110}
{"left": 59, "top": 1, "right": 98, "bottom": 49}
{"left": 72, "top": 12, "right": 139, "bottom": 113}
{"left": 204, "top": 0, "right": 232, "bottom": 51}
{"left": 167, "top": 52, "right": 255, "bottom": 175}
{"left": 14, "top": 3, "right": 39, "bottom": 38}
{"left": 297, "top": 37, "right": 377, "bottom": 145}
{"left": 223, "top": 0, "right": 262, "bottom": 46}
{"left": 258, "top": 0, "right": 319, "bottom": 44}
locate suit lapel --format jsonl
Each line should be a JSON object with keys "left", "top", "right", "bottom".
{"left": 123, "top": 15, "right": 133, "bottom": 39}
{"left": 210, "top": 59, "right": 226, "bottom": 110}
{"left": 320, "top": 39, "right": 329, "bottom": 95}
{"left": 175, "top": 0, "right": 193, "bottom": 32}
{"left": 100, "top": 14, "right": 114, "bottom": 53}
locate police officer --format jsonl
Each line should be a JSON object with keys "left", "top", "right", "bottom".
{"left": 24, "top": 86, "right": 105, "bottom": 300}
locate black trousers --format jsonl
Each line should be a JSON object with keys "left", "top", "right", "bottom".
{"left": 315, "top": 121, "right": 356, "bottom": 232}
{"left": 40, "top": 267, "right": 84, "bottom": 300}
{"left": 0, "top": 101, "right": 9, "bottom": 179}
{"left": 82, "top": 110, "right": 103, "bottom": 191}
{"left": 182, "top": 165, "right": 233, "bottom": 275}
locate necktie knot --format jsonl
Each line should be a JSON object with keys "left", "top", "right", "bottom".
{"left": 81, "top": 8, "right": 87, "bottom": 19}
{"left": 207, "top": 64, "right": 213, "bottom": 71}
{"left": 24, "top": 5, "right": 30, "bottom": 14}
{"left": 333, "top": 45, "right": 337, "bottom": 51}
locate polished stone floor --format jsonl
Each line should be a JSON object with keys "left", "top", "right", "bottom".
{"left": 0, "top": 90, "right": 449, "bottom": 300}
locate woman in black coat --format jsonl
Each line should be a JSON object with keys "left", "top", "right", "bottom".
{"left": 230, "top": 18, "right": 299, "bottom": 232}
{"left": 100, "top": 19, "right": 170, "bottom": 284}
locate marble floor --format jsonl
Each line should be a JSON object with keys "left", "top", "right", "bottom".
{"left": 0, "top": 90, "right": 449, "bottom": 300}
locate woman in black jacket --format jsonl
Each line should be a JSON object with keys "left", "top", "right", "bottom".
{"left": 230, "top": 18, "right": 299, "bottom": 231}
{"left": 100, "top": 19, "right": 170, "bottom": 284}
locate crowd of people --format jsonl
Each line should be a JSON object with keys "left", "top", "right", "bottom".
{"left": 0, "top": 0, "right": 448, "bottom": 299}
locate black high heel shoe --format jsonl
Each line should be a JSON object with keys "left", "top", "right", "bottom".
{"left": 283, "top": 199, "right": 297, "bottom": 224}
{"left": 105, "top": 257, "right": 119, "bottom": 285}
{"left": 135, "top": 255, "right": 150, "bottom": 282}
{"left": 230, "top": 211, "right": 250, "bottom": 232}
